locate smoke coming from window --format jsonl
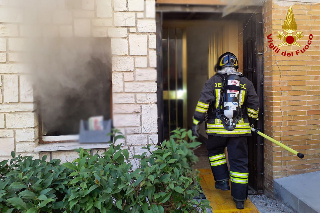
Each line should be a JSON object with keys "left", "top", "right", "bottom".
{"left": 31, "top": 38, "right": 111, "bottom": 135}
{"left": 17, "top": 0, "right": 112, "bottom": 136}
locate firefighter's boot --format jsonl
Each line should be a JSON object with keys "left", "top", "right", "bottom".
{"left": 215, "top": 179, "right": 230, "bottom": 191}
{"left": 233, "top": 198, "right": 244, "bottom": 209}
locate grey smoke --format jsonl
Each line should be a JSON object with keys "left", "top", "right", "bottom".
{"left": 31, "top": 38, "right": 111, "bottom": 135}
{"left": 18, "top": 0, "right": 112, "bottom": 136}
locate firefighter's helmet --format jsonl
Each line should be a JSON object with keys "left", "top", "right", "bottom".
{"left": 216, "top": 52, "right": 239, "bottom": 71}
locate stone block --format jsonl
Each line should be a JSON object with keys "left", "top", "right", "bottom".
{"left": 142, "top": 104, "right": 157, "bottom": 133}
{"left": 114, "top": 0, "right": 127, "bottom": 11}
{"left": 3, "top": 75, "right": 18, "bottom": 103}
{"left": 39, "top": 152, "right": 51, "bottom": 162}
{"left": 96, "top": 0, "right": 112, "bottom": 18}
{"left": 111, "top": 38, "right": 128, "bottom": 55}
{"left": 145, "top": 1, "right": 155, "bottom": 18}
{"left": 0, "top": 130, "right": 14, "bottom": 138}
{"left": 73, "top": 10, "right": 95, "bottom": 18}
{"left": 20, "top": 75, "right": 34, "bottom": 102}
{"left": 0, "top": 53, "right": 6, "bottom": 63}
{"left": 135, "top": 57, "right": 148, "bottom": 68}
{"left": 128, "top": 0, "right": 144, "bottom": 11}
{"left": 124, "top": 72, "right": 134, "bottom": 81}
{"left": 0, "top": 24, "right": 19, "bottom": 37}
{"left": 82, "top": 0, "right": 94, "bottom": 10}
{"left": 74, "top": 19, "right": 91, "bottom": 37}
{"left": 137, "top": 20, "right": 156, "bottom": 32}
{"left": 0, "top": 138, "right": 14, "bottom": 157}
{"left": 92, "top": 27, "right": 108, "bottom": 37}
{"left": 114, "top": 12, "right": 135, "bottom": 27}
{"left": 148, "top": 134, "right": 158, "bottom": 145}
{"left": 136, "top": 68, "right": 157, "bottom": 81}
{"left": 131, "top": 159, "right": 140, "bottom": 170}
{"left": 137, "top": 12, "right": 144, "bottom": 18}
{"left": 20, "top": 25, "right": 42, "bottom": 37}
{"left": 53, "top": 11, "right": 72, "bottom": 24}
{"left": 8, "top": 53, "right": 23, "bottom": 62}
{"left": 51, "top": 151, "right": 79, "bottom": 163}
{"left": 125, "top": 82, "right": 157, "bottom": 92}
{"left": 113, "top": 136, "right": 125, "bottom": 146}
{"left": 0, "top": 103, "right": 35, "bottom": 113}
{"left": 129, "top": 35, "right": 148, "bottom": 56}
{"left": 92, "top": 19, "right": 113, "bottom": 27}
{"left": 0, "top": 8, "right": 22, "bottom": 23}
{"left": 149, "top": 35, "right": 156, "bottom": 49}
{"left": 15, "top": 129, "right": 36, "bottom": 142}
{"left": 134, "top": 145, "right": 148, "bottom": 156}
{"left": 129, "top": 27, "right": 137, "bottom": 33}
{"left": 122, "top": 146, "right": 134, "bottom": 158}
{"left": 136, "top": 93, "right": 157, "bottom": 103}
{"left": 125, "top": 127, "right": 141, "bottom": 134}
{"left": 149, "top": 50, "right": 157, "bottom": 67}
{"left": 112, "top": 72, "right": 124, "bottom": 92}
{"left": 0, "top": 64, "right": 25, "bottom": 74}
{"left": 113, "top": 104, "right": 141, "bottom": 113}
{"left": 0, "top": 156, "right": 12, "bottom": 161}
{"left": 16, "top": 142, "right": 37, "bottom": 153}
{"left": 0, "top": 38, "right": 6, "bottom": 51}
{"left": 6, "top": 113, "right": 36, "bottom": 128}
{"left": 18, "top": 153, "right": 39, "bottom": 159}
{"left": 112, "top": 56, "right": 134, "bottom": 71}
{"left": 91, "top": 149, "right": 106, "bottom": 156}
{"left": 113, "top": 93, "right": 135, "bottom": 104}
{"left": 108, "top": 28, "right": 128, "bottom": 38}
{"left": 8, "top": 38, "right": 25, "bottom": 51}
{"left": 59, "top": 25, "right": 73, "bottom": 37}
{"left": 113, "top": 114, "right": 140, "bottom": 127}
{"left": 38, "top": 10, "right": 52, "bottom": 24}
{"left": 126, "top": 134, "right": 148, "bottom": 145}
{"left": 43, "top": 25, "right": 59, "bottom": 37}
{"left": 0, "top": 114, "right": 4, "bottom": 128}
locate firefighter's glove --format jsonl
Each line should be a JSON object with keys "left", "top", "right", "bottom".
{"left": 192, "top": 124, "right": 200, "bottom": 138}
{"left": 248, "top": 117, "right": 258, "bottom": 129}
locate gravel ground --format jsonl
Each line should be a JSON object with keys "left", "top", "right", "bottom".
{"left": 249, "top": 194, "right": 296, "bottom": 213}
{"left": 196, "top": 194, "right": 296, "bottom": 213}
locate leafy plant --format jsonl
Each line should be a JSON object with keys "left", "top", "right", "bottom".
{"left": 0, "top": 129, "right": 211, "bottom": 213}
{"left": 0, "top": 152, "right": 71, "bottom": 213}
{"left": 136, "top": 128, "right": 210, "bottom": 212}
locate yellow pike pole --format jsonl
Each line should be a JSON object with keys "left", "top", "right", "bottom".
{"left": 251, "top": 127, "right": 304, "bottom": 159}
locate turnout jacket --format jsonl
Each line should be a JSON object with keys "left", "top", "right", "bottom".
{"left": 193, "top": 74, "right": 259, "bottom": 137}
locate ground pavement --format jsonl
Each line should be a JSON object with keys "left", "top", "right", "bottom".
{"left": 199, "top": 169, "right": 260, "bottom": 213}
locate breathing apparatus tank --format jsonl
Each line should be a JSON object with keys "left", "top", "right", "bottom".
{"left": 216, "top": 73, "right": 242, "bottom": 131}
{"left": 215, "top": 52, "right": 242, "bottom": 131}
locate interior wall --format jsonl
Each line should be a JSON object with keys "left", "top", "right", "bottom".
{"left": 186, "top": 21, "right": 240, "bottom": 134}
{"left": 187, "top": 26, "right": 210, "bottom": 133}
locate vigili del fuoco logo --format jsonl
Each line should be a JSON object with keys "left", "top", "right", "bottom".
{"left": 267, "top": 6, "right": 313, "bottom": 57}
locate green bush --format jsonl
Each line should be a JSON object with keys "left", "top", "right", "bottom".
{"left": 0, "top": 129, "right": 210, "bottom": 213}
{"left": 0, "top": 153, "right": 71, "bottom": 213}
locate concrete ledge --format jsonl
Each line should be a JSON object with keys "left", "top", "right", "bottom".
{"left": 274, "top": 171, "right": 320, "bottom": 213}
{"left": 35, "top": 142, "right": 111, "bottom": 152}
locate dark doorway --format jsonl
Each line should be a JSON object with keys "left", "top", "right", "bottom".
{"left": 156, "top": 9, "right": 264, "bottom": 194}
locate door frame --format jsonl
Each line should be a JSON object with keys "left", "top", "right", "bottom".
{"left": 156, "top": 11, "right": 264, "bottom": 194}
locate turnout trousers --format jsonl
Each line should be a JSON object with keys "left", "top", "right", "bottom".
{"left": 207, "top": 135, "right": 248, "bottom": 201}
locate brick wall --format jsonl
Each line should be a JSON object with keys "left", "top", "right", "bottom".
{"left": 0, "top": 0, "right": 157, "bottom": 162}
{"left": 263, "top": 0, "right": 320, "bottom": 195}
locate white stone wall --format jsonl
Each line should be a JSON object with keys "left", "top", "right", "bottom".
{"left": 0, "top": 0, "right": 157, "bottom": 161}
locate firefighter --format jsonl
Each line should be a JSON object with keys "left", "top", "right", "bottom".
{"left": 192, "top": 52, "right": 259, "bottom": 209}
